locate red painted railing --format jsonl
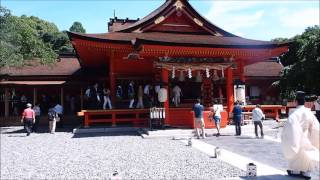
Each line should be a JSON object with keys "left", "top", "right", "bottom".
{"left": 79, "top": 109, "right": 149, "bottom": 127}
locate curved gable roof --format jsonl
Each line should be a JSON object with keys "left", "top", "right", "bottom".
{"left": 116, "top": 0, "right": 237, "bottom": 37}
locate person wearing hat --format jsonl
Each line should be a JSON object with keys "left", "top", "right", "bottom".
{"left": 281, "top": 91, "right": 319, "bottom": 179}
{"left": 21, "top": 103, "right": 35, "bottom": 136}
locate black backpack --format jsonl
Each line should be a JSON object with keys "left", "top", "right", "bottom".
{"left": 48, "top": 109, "right": 56, "bottom": 120}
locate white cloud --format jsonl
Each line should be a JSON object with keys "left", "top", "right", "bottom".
{"left": 204, "top": 1, "right": 319, "bottom": 39}
{"left": 205, "top": 1, "right": 264, "bottom": 35}
{"left": 278, "top": 8, "right": 319, "bottom": 28}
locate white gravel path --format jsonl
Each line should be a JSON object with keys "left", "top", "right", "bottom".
{"left": 1, "top": 127, "right": 245, "bottom": 180}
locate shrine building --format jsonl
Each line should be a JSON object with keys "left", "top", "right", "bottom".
{"left": 0, "top": 0, "right": 289, "bottom": 128}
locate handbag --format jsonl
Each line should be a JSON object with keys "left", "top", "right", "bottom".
{"left": 55, "top": 114, "right": 60, "bottom": 122}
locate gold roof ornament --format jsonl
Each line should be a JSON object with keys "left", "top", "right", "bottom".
{"left": 174, "top": 0, "right": 184, "bottom": 10}
{"left": 193, "top": 18, "right": 203, "bottom": 27}
{"left": 154, "top": 16, "right": 165, "bottom": 24}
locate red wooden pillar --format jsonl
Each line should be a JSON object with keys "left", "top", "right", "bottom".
{"left": 111, "top": 112, "right": 116, "bottom": 127}
{"left": 161, "top": 68, "right": 170, "bottom": 126}
{"left": 226, "top": 67, "right": 234, "bottom": 114}
{"left": 239, "top": 60, "right": 246, "bottom": 82}
{"left": 84, "top": 112, "right": 89, "bottom": 128}
{"left": 109, "top": 51, "right": 116, "bottom": 106}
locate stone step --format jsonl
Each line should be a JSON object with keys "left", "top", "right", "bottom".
{"left": 73, "top": 127, "right": 138, "bottom": 134}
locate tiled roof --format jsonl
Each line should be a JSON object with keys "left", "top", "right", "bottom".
{"left": 244, "top": 61, "right": 283, "bottom": 77}
{"left": 0, "top": 57, "right": 80, "bottom": 76}
{"left": 69, "top": 32, "right": 287, "bottom": 48}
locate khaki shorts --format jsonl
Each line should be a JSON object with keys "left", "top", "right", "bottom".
{"left": 195, "top": 118, "right": 205, "bottom": 126}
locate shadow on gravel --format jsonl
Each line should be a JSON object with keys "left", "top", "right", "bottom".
{"left": 1, "top": 126, "right": 75, "bottom": 134}
{"left": 235, "top": 136, "right": 257, "bottom": 140}
{"left": 7, "top": 135, "right": 27, "bottom": 137}
{"left": 239, "top": 174, "right": 304, "bottom": 180}
{"left": 72, "top": 131, "right": 139, "bottom": 138}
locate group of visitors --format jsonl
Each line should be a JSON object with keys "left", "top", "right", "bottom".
{"left": 85, "top": 82, "right": 170, "bottom": 109}
{"left": 21, "top": 102, "right": 63, "bottom": 136}
{"left": 192, "top": 100, "right": 266, "bottom": 139}
{"left": 85, "top": 83, "right": 112, "bottom": 110}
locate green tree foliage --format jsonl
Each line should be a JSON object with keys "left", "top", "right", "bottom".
{"left": 0, "top": 6, "right": 74, "bottom": 67}
{"left": 276, "top": 26, "right": 320, "bottom": 98}
{"left": 69, "top": 21, "right": 86, "bottom": 33}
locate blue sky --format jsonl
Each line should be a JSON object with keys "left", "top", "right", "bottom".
{"left": 2, "top": 0, "right": 319, "bottom": 40}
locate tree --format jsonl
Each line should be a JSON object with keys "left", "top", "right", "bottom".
{"left": 69, "top": 21, "right": 86, "bottom": 33}
{"left": 0, "top": 6, "right": 73, "bottom": 67}
{"left": 276, "top": 26, "right": 320, "bottom": 98}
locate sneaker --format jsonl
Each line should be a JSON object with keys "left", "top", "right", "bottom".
{"left": 301, "top": 171, "right": 311, "bottom": 179}
{"left": 26, "top": 133, "right": 30, "bottom": 136}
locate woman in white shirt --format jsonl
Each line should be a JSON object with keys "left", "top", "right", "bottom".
{"left": 211, "top": 100, "right": 223, "bottom": 137}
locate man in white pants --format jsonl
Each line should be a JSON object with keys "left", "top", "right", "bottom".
{"left": 281, "top": 91, "right": 319, "bottom": 179}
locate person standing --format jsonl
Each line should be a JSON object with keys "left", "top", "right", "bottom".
{"left": 54, "top": 103, "right": 63, "bottom": 128}
{"left": 172, "top": 85, "right": 182, "bottom": 107}
{"left": 84, "top": 86, "right": 91, "bottom": 109}
{"left": 233, "top": 101, "right": 242, "bottom": 136}
{"left": 193, "top": 99, "right": 205, "bottom": 139}
{"left": 32, "top": 103, "right": 41, "bottom": 133}
{"left": 136, "top": 85, "right": 144, "bottom": 108}
{"left": 314, "top": 96, "right": 320, "bottom": 122}
{"left": 48, "top": 104, "right": 58, "bottom": 134}
{"left": 143, "top": 84, "right": 150, "bottom": 107}
{"left": 154, "top": 84, "right": 161, "bottom": 107}
{"left": 116, "top": 85, "right": 123, "bottom": 100}
{"left": 128, "top": 81, "right": 135, "bottom": 108}
{"left": 252, "top": 104, "right": 265, "bottom": 139}
{"left": 212, "top": 100, "right": 223, "bottom": 137}
{"left": 21, "top": 103, "right": 35, "bottom": 136}
{"left": 102, "top": 87, "right": 112, "bottom": 109}
{"left": 92, "top": 83, "right": 101, "bottom": 109}
{"left": 281, "top": 91, "right": 319, "bottom": 179}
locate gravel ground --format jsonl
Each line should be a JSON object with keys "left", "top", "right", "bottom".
{"left": 1, "top": 126, "right": 245, "bottom": 180}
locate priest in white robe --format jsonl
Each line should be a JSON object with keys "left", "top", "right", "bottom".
{"left": 281, "top": 91, "right": 319, "bottom": 179}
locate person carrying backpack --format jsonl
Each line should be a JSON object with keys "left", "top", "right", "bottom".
{"left": 48, "top": 104, "right": 58, "bottom": 134}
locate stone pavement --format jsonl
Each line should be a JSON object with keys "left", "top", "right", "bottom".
{"left": 201, "top": 122, "right": 320, "bottom": 180}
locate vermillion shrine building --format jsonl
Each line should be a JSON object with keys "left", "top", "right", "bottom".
{"left": 0, "top": 0, "right": 288, "bottom": 128}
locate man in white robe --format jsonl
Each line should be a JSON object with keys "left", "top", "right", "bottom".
{"left": 281, "top": 91, "right": 319, "bottom": 179}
